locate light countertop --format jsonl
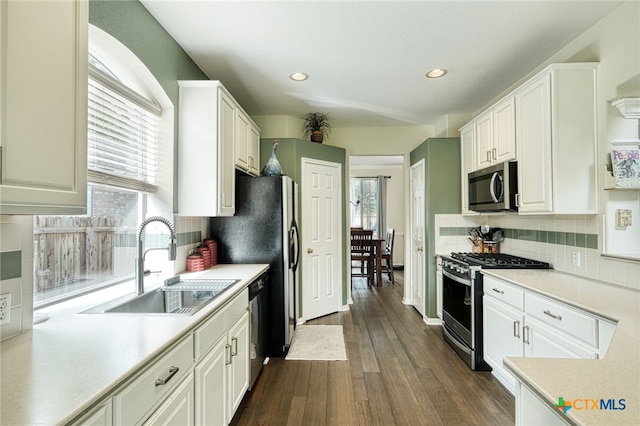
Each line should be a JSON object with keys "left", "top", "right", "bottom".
{"left": 482, "top": 269, "right": 640, "bottom": 426}
{"left": 0, "top": 264, "right": 269, "bottom": 425}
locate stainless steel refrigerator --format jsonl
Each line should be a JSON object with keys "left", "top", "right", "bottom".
{"left": 209, "top": 175, "right": 300, "bottom": 357}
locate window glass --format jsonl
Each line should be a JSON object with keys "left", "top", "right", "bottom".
{"left": 34, "top": 54, "right": 161, "bottom": 308}
{"left": 350, "top": 177, "right": 379, "bottom": 237}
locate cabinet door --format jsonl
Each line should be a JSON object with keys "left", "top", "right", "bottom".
{"left": 235, "top": 109, "right": 250, "bottom": 172}
{"left": 195, "top": 334, "right": 229, "bottom": 426}
{"left": 524, "top": 318, "right": 597, "bottom": 360}
{"left": 516, "top": 382, "right": 568, "bottom": 426}
{"left": 483, "top": 296, "right": 524, "bottom": 393}
{"left": 515, "top": 72, "right": 553, "bottom": 213}
{"left": 248, "top": 125, "right": 261, "bottom": 176}
{"left": 475, "top": 112, "right": 493, "bottom": 169}
{"left": 227, "top": 311, "right": 250, "bottom": 417}
{"left": 143, "top": 373, "right": 195, "bottom": 426}
{"left": 493, "top": 97, "right": 516, "bottom": 163}
{"left": 218, "top": 90, "right": 236, "bottom": 215}
{"left": 74, "top": 399, "right": 112, "bottom": 426}
{"left": 0, "top": 0, "right": 87, "bottom": 214}
{"left": 459, "top": 122, "right": 476, "bottom": 214}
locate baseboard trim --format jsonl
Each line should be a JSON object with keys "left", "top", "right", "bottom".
{"left": 424, "top": 317, "right": 442, "bottom": 326}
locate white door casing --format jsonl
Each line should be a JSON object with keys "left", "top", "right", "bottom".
{"left": 301, "top": 158, "right": 342, "bottom": 321}
{"left": 410, "top": 160, "right": 426, "bottom": 317}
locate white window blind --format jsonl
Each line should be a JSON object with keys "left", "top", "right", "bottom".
{"left": 88, "top": 65, "right": 161, "bottom": 193}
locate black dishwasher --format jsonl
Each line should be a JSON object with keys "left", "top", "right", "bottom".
{"left": 248, "top": 273, "right": 267, "bottom": 390}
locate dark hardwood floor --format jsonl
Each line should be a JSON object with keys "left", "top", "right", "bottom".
{"left": 235, "top": 271, "right": 515, "bottom": 425}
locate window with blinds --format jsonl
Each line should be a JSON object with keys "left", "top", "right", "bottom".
{"left": 87, "top": 65, "right": 161, "bottom": 193}
{"left": 33, "top": 56, "right": 166, "bottom": 307}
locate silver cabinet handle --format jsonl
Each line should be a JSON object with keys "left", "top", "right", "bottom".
{"left": 492, "top": 288, "right": 504, "bottom": 295}
{"left": 486, "top": 151, "right": 491, "bottom": 162}
{"left": 515, "top": 193, "right": 521, "bottom": 207}
{"left": 231, "top": 337, "right": 238, "bottom": 356}
{"left": 492, "top": 148, "right": 497, "bottom": 160}
{"left": 513, "top": 320, "right": 520, "bottom": 338}
{"left": 225, "top": 344, "right": 232, "bottom": 365}
{"left": 523, "top": 326, "right": 530, "bottom": 344}
{"left": 155, "top": 366, "right": 179, "bottom": 386}
{"left": 543, "top": 310, "right": 562, "bottom": 320}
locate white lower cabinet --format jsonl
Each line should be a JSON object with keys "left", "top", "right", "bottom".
{"left": 143, "top": 373, "right": 195, "bottom": 426}
{"left": 482, "top": 274, "right": 611, "bottom": 394}
{"left": 113, "top": 335, "right": 194, "bottom": 425}
{"left": 73, "top": 399, "right": 112, "bottom": 426}
{"left": 483, "top": 296, "right": 525, "bottom": 392}
{"left": 195, "top": 311, "right": 249, "bottom": 425}
{"left": 194, "top": 288, "right": 250, "bottom": 425}
{"left": 516, "top": 382, "right": 568, "bottom": 426}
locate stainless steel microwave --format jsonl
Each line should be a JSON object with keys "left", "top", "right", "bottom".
{"left": 468, "top": 161, "right": 518, "bottom": 212}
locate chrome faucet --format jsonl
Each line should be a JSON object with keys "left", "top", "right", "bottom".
{"left": 136, "top": 216, "right": 177, "bottom": 295}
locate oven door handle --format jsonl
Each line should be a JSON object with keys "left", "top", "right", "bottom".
{"left": 443, "top": 326, "right": 471, "bottom": 355}
{"left": 443, "top": 269, "right": 471, "bottom": 287}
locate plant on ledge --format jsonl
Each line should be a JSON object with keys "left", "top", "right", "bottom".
{"left": 302, "top": 112, "right": 332, "bottom": 143}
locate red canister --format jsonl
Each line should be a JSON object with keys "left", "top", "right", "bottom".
{"left": 203, "top": 238, "right": 218, "bottom": 266}
{"left": 186, "top": 253, "right": 205, "bottom": 272}
{"left": 196, "top": 245, "right": 211, "bottom": 269}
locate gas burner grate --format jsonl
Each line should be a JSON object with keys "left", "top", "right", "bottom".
{"left": 450, "top": 252, "right": 550, "bottom": 269}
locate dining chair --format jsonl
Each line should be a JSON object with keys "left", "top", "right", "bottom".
{"left": 350, "top": 229, "right": 374, "bottom": 286}
{"left": 380, "top": 228, "right": 395, "bottom": 284}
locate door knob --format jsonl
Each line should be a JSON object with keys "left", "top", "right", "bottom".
{"left": 307, "top": 248, "right": 313, "bottom": 254}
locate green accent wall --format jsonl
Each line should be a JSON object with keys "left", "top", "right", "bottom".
{"left": 260, "top": 138, "right": 348, "bottom": 310}
{"left": 89, "top": 0, "right": 208, "bottom": 211}
{"left": 410, "top": 138, "right": 461, "bottom": 318}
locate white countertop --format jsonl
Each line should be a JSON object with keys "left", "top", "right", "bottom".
{"left": 0, "top": 264, "right": 269, "bottom": 426}
{"left": 482, "top": 269, "right": 640, "bottom": 426}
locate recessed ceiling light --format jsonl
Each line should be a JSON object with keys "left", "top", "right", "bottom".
{"left": 289, "top": 72, "right": 309, "bottom": 81}
{"left": 426, "top": 69, "right": 448, "bottom": 78}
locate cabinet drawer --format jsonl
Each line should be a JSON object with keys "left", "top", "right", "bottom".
{"left": 194, "top": 288, "right": 248, "bottom": 360}
{"left": 114, "top": 335, "right": 194, "bottom": 425}
{"left": 483, "top": 275, "right": 524, "bottom": 310}
{"left": 525, "top": 292, "right": 597, "bottom": 347}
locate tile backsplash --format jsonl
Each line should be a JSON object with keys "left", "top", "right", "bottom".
{"left": 0, "top": 215, "right": 34, "bottom": 340}
{"left": 435, "top": 214, "right": 640, "bottom": 290}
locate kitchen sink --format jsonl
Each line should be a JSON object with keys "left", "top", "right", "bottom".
{"left": 82, "top": 278, "right": 239, "bottom": 316}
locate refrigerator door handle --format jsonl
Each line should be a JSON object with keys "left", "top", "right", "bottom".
{"left": 290, "top": 220, "right": 300, "bottom": 272}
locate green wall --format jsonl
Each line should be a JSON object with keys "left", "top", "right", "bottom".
{"left": 260, "top": 138, "right": 348, "bottom": 310}
{"left": 410, "top": 138, "right": 461, "bottom": 318}
{"left": 89, "top": 0, "right": 208, "bottom": 211}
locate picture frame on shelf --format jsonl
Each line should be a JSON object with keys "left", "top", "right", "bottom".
{"left": 610, "top": 140, "right": 640, "bottom": 188}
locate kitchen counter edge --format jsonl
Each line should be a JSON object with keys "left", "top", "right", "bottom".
{"left": 481, "top": 269, "right": 640, "bottom": 426}
{"left": 0, "top": 263, "right": 269, "bottom": 426}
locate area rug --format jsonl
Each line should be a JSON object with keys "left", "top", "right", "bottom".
{"left": 285, "top": 325, "right": 347, "bottom": 361}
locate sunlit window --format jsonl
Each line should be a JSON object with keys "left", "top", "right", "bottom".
{"left": 34, "top": 52, "right": 162, "bottom": 307}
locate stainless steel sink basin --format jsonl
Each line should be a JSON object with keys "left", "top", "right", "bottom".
{"left": 82, "top": 278, "right": 239, "bottom": 316}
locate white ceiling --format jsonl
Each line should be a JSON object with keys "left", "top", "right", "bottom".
{"left": 140, "top": 0, "right": 621, "bottom": 128}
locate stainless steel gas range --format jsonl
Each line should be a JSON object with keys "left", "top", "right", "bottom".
{"left": 440, "top": 252, "right": 550, "bottom": 370}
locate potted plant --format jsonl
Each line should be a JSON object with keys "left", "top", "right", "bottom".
{"left": 302, "top": 112, "right": 331, "bottom": 143}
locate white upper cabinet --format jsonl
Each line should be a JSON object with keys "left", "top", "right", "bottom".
{"left": 515, "top": 63, "right": 598, "bottom": 214}
{"left": 234, "top": 108, "right": 261, "bottom": 176}
{"left": 0, "top": 0, "right": 88, "bottom": 214}
{"left": 474, "top": 96, "right": 516, "bottom": 170}
{"left": 459, "top": 122, "right": 476, "bottom": 214}
{"left": 178, "top": 81, "right": 236, "bottom": 216}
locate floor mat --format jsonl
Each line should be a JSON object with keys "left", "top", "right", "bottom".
{"left": 285, "top": 325, "right": 347, "bottom": 361}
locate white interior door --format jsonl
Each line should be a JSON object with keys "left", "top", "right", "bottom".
{"left": 301, "top": 158, "right": 342, "bottom": 321}
{"left": 410, "top": 160, "right": 426, "bottom": 316}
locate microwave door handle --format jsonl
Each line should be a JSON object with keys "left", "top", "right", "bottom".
{"left": 489, "top": 172, "right": 498, "bottom": 203}
{"left": 489, "top": 172, "right": 503, "bottom": 203}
